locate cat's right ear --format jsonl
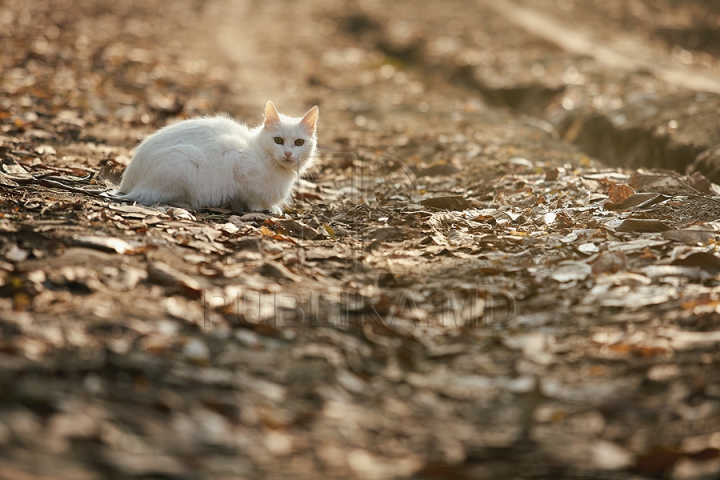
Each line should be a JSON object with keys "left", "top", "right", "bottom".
{"left": 263, "top": 101, "right": 281, "bottom": 129}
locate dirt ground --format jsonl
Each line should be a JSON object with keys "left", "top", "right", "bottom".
{"left": 3, "top": 0, "right": 720, "bottom": 479}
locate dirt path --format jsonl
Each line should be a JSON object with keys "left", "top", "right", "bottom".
{"left": 204, "top": 0, "right": 312, "bottom": 109}
{"left": 483, "top": 0, "right": 720, "bottom": 94}
{"left": 2, "top": 0, "right": 720, "bottom": 479}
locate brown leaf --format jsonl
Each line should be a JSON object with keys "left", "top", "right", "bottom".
{"left": 615, "top": 219, "right": 671, "bottom": 233}
{"left": 604, "top": 192, "right": 667, "bottom": 210}
{"left": 629, "top": 170, "right": 702, "bottom": 194}
{"left": 686, "top": 171, "right": 711, "bottom": 194}
{"left": 147, "top": 262, "right": 203, "bottom": 297}
{"left": 234, "top": 238, "right": 262, "bottom": 252}
{"left": 273, "top": 219, "right": 318, "bottom": 239}
{"left": 671, "top": 252, "right": 720, "bottom": 269}
{"left": 633, "top": 446, "right": 684, "bottom": 477}
{"left": 662, "top": 230, "right": 716, "bottom": 244}
{"left": 544, "top": 167, "right": 559, "bottom": 181}
{"left": 255, "top": 261, "right": 297, "bottom": 282}
{"left": 295, "top": 191, "right": 323, "bottom": 202}
{"left": 260, "top": 225, "right": 297, "bottom": 244}
{"left": 420, "top": 196, "right": 472, "bottom": 211}
{"left": 592, "top": 251, "right": 627, "bottom": 274}
{"left": 607, "top": 184, "right": 634, "bottom": 205}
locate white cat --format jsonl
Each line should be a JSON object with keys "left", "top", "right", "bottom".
{"left": 116, "top": 101, "right": 319, "bottom": 214}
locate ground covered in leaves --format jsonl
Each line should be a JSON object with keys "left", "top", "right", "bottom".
{"left": 3, "top": 0, "right": 720, "bottom": 479}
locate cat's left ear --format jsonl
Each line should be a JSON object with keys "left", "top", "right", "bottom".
{"left": 300, "top": 106, "right": 319, "bottom": 133}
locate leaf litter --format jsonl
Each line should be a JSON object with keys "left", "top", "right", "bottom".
{"left": 2, "top": 0, "right": 720, "bottom": 479}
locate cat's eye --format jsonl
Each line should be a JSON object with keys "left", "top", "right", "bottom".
{"left": 274, "top": 137, "right": 284, "bottom": 145}
{"left": 294, "top": 139, "right": 305, "bottom": 146}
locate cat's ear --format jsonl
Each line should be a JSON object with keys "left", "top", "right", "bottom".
{"left": 300, "top": 106, "right": 319, "bottom": 133}
{"left": 263, "top": 101, "right": 281, "bottom": 129}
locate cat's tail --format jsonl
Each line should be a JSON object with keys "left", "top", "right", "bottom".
{"left": 101, "top": 189, "right": 132, "bottom": 201}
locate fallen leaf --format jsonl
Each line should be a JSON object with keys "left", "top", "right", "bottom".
{"left": 604, "top": 192, "right": 666, "bottom": 210}
{"left": 608, "top": 184, "right": 634, "bottom": 205}
{"left": 584, "top": 285, "right": 677, "bottom": 307}
{"left": 273, "top": 219, "right": 318, "bottom": 239}
{"left": 323, "top": 223, "right": 337, "bottom": 240}
{"left": 5, "top": 244, "right": 29, "bottom": 262}
{"left": 640, "top": 265, "right": 716, "bottom": 280}
{"left": 1, "top": 157, "right": 32, "bottom": 184}
{"left": 73, "top": 236, "right": 143, "bottom": 254}
{"left": 595, "top": 272, "right": 651, "bottom": 286}
{"left": 255, "top": 261, "right": 297, "bottom": 282}
{"left": 260, "top": 225, "right": 297, "bottom": 244}
{"left": 662, "top": 230, "right": 716, "bottom": 244}
{"left": 578, "top": 242, "right": 599, "bottom": 254}
{"left": 550, "top": 262, "right": 592, "bottom": 282}
{"left": 167, "top": 207, "right": 196, "bottom": 221}
{"left": 420, "top": 196, "right": 472, "bottom": 211}
{"left": 671, "top": 252, "right": 720, "bottom": 269}
{"left": 661, "top": 328, "right": 720, "bottom": 350}
{"left": 615, "top": 218, "right": 671, "bottom": 233}
{"left": 606, "top": 238, "right": 668, "bottom": 252}
{"left": 108, "top": 203, "right": 167, "bottom": 218}
{"left": 147, "top": 262, "right": 203, "bottom": 296}
{"left": 592, "top": 251, "right": 627, "bottom": 274}
{"left": 686, "top": 171, "right": 711, "bottom": 194}
{"left": 295, "top": 191, "right": 323, "bottom": 201}
{"left": 0, "top": 172, "right": 19, "bottom": 187}
{"left": 629, "top": 170, "right": 701, "bottom": 194}
{"left": 545, "top": 167, "right": 559, "bottom": 181}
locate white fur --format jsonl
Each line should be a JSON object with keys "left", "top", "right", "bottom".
{"left": 116, "top": 101, "right": 319, "bottom": 214}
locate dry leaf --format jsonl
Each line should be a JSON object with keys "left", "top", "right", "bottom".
{"left": 323, "top": 223, "right": 337, "bottom": 240}
{"left": 73, "top": 236, "right": 143, "bottom": 254}
{"left": 671, "top": 252, "right": 720, "bottom": 269}
{"left": 662, "top": 230, "right": 716, "bottom": 244}
{"left": 273, "top": 219, "right": 318, "bottom": 239}
{"left": 255, "top": 262, "right": 297, "bottom": 282}
{"left": 615, "top": 219, "right": 671, "bottom": 233}
{"left": 592, "top": 251, "right": 627, "bottom": 274}
{"left": 607, "top": 184, "right": 634, "bottom": 205}
{"left": 604, "top": 192, "right": 668, "bottom": 210}
{"left": 420, "top": 196, "right": 472, "bottom": 211}
{"left": 147, "top": 261, "right": 203, "bottom": 296}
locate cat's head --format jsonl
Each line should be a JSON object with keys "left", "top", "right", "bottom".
{"left": 259, "top": 101, "right": 318, "bottom": 172}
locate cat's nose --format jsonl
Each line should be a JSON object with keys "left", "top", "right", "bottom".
{"left": 284, "top": 151, "right": 292, "bottom": 158}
